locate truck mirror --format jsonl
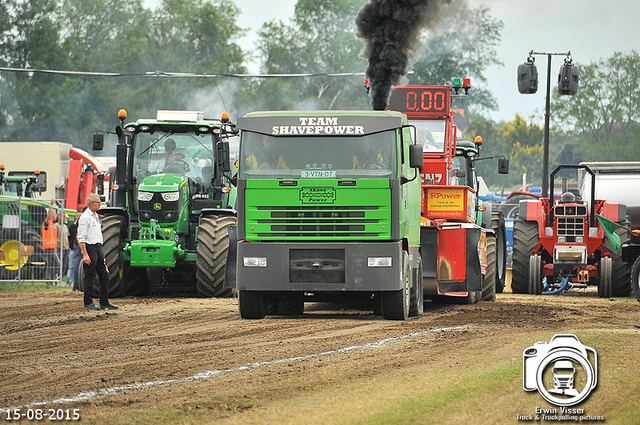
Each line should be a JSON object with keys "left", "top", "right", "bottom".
{"left": 217, "top": 141, "right": 231, "bottom": 173}
{"left": 517, "top": 62, "right": 538, "bottom": 94}
{"left": 409, "top": 144, "right": 423, "bottom": 169}
{"left": 498, "top": 158, "right": 509, "bottom": 174}
{"left": 93, "top": 133, "right": 104, "bottom": 151}
{"left": 558, "top": 63, "right": 579, "bottom": 95}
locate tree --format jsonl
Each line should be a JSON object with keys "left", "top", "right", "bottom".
{"left": 467, "top": 114, "right": 543, "bottom": 190}
{"left": 551, "top": 50, "right": 640, "bottom": 163}
{"left": 249, "top": 0, "right": 370, "bottom": 111}
{"left": 409, "top": 4, "right": 504, "bottom": 113}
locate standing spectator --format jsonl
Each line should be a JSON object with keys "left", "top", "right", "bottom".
{"left": 55, "top": 213, "right": 70, "bottom": 283}
{"left": 78, "top": 193, "right": 117, "bottom": 311}
{"left": 67, "top": 209, "right": 83, "bottom": 291}
{"left": 41, "top": 199, "right": 60, "bottom": 284}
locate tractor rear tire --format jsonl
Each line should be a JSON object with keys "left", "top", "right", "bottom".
{"left": 382, "top": 251, "right": 410, "bottom": 320}
{"left": 482, "top": 235, "right": 497, "bottom": 301}
{"left": 528, "top": 254, "right": 542, "bottom": 295}
{"left": 490, "top": 211, "right": 507, "bottom": 293}
{"left": 512, "top": 216, "right": 540, "bottom": 293}
{"left": 409, "top": 253, "right": 424, "bottom": 316}
{"left": 238, "top": 290, "right": 267, "bottom": 319}
{"left": 196, "top": 215, "right": 236, "bottom": 298}
{"left": 602, "top": 221, "right": 631, "bottom": 296}
{"left": 630, "top": 256, "right": 640, "bottom": 303}
{"left": 598, "top": 257, "right": 613, "bottom": 298}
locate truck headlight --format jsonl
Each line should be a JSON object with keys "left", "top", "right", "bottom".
{"left": 243, "top": 257, "right": 267, "bottom": 267}
{"left": 138, "top": 191, "right": 153, "bottom": 201}
{"left": 368, "top": 257, "right": 392, "bottom": 267}
{"left": 162, "top": 191, "right": 179, "bottom": 202}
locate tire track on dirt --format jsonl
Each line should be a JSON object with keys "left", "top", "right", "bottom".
{"left": 0, "top": 324, "right": 472, "bottom": 412}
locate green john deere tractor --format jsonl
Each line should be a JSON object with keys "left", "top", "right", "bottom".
{"left": 84, "top": 110, "right": 237, "bottom": 297}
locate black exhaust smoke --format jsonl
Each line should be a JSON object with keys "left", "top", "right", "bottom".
{"left": 356, "top": 0, "right": 455, "bottom": 110}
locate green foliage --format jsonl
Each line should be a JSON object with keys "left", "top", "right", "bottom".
{"left": 551, "top": 50, "right": 640, "bottom": 163}
{"left": 0, "top": 0, "right": 248, "bottom": 148}
{"left": 467, "top": 114, "right": 544, "bottom": 190}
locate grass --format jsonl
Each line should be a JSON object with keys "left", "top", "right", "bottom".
{"left": 0, "top": 281, "right": 71, "bottom": 293}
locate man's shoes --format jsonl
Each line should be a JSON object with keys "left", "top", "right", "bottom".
{"left": 84, "top": 303, "right": 99, "bottom": 310}
{"left": 100, "top": 302, "right": 119, "bottom": 310}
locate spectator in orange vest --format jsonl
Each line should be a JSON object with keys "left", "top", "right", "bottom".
{"left": 41, "top": 199, "right": 60, "bottom": 284}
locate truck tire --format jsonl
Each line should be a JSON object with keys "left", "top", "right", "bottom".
{"left": 512, "top": 216, "right": 540, "bottom": 293}
{"left": 598, "top": 257, "right": 612, "bottom": 298}
{"left": 238, "top": 290, "right": 267, "bottom": 319}
{"left": 630, "top": 256, "right": 640, "bottom": 303}
{"left": 278, "top": 292, "right": 304, "bottom": 316}
{"left": 409, "top": 253, "right": 424, "bottom": 316}
{"left": 601, "top": 221, "right": 631, "bottom": 297}
{"left": 382, "top": 250, "right": 410, "bottom": 320}
{"left": 528, "top": 254, "right": 542, "bottom": 295}
{"left": 79, "top": 214, "right": 125, "bottom": 298}
{"left": 482, "top": 235, "right": 496, "bottom": 301}
{"left": 196, "top": 215, "right": 237, "bottom": 298}
{"left": 490, "top": 211, "right": 507, "bottom": 293}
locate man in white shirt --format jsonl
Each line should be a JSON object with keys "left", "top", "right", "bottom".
{"left": 78, "top": 193, "right": 117, "bottom": 310}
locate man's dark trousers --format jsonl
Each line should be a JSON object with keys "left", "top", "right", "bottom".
{"left": 83, "top": 243, "right": 109, "bottom": 306}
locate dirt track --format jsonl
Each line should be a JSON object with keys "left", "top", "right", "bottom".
{"left": 1, "top": 286, "right": 640, "bottom": 424}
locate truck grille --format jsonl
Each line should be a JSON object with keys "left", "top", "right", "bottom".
{"left": 254, "top": 206, "right": 382, "bottom": 238}
{"left": 556, "top": 217, "right": 585, "bottom": 242}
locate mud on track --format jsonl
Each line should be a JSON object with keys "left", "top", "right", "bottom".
{"left": 1, "top": 288, "right": 639, "bottom": 424}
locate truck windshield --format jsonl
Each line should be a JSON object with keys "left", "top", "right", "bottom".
{"left": 239, "top": 131, "right": 397, "bottom": 179}
{"left": 410, "top": 119, "right": 446, "bottom": 153}
{"left": 132, "top": 130, "right": 216, "bottom": 185}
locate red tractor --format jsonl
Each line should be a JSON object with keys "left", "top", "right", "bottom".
{"left": 387, "top": 83, "right": 508, "bottom": 304}
{"left": 512, "top": 164, "right": 630, "bottom": 297}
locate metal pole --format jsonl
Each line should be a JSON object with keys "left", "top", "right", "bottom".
{"left": 542, "top": 54, "right": 552, "bottom": 198}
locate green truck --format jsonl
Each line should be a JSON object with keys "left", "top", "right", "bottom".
{"left": 233, "top": 111, "right": 424, "bottom": 320}
{"left": 87, "top": 110, "right": 237, "bottom": 297}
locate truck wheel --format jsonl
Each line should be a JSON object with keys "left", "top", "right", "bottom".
{"left": 278, "top": 292, "right": 304, "bottom": 316}
{"left": 491, "top": 211, "right": 507, "bottom": 293}
{"left": 602, "top": 221, "right": 631, "bottom": 296}
{"left": 101, "top": 214, "right": 125, "bottom": 298}
{"left": 409, "top": 253, "right": 424, "bottom": 316}
{"left": 382, "top": 251, "right": 410, "bottom": 320}
{"left": 196, "top": 215, "right": 237, "bottom": 297}
{"left": 630, "top": 256, "right": 640, "bottom": 303}
{"left": 512, "top": 216, "right": 540, "bottom": 293}
{"left": 238, "top": 290, "right": 267, "bottom": 319}
{"left": 482, "top": 235, "right": 496, "bottom": 301}
{"left": 598, "top": 257, "right": 612, "bottom": 298}
{"left": 528, "top": 254, "right": 542, "bottom": 295}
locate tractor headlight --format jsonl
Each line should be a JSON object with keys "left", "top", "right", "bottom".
{"left": 575, "top": 236, "right": 584, "bottom": 243}
{"left": 137, "top": 191, "right": 153, "bottom": 202}
{"left": 162, "top": 191, "right": 179, "bottom": 202}
{"left": 557, "top": 236, "right": 566, "bottom": 243}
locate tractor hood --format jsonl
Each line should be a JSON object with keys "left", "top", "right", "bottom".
{"left": 138, "top": 173, "right": 186, "bottom": 192}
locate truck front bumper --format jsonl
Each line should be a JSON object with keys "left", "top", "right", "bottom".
{"left": 236, "top": 241, "right": 403, "bottom": 291}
